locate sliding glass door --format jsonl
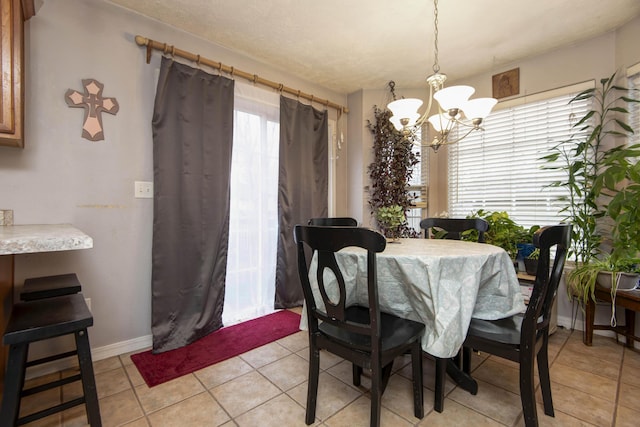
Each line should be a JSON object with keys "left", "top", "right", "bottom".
{"left": 223, "top": 83, "right": 280, "bottom": 325}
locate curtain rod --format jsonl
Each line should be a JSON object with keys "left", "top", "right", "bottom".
{"left": 134, "top": 35, "right": 348, "bottom": 115}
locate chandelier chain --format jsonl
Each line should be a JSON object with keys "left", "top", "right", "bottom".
{"left": 386, "top": 0, "right": 496, "bottom": 151}
{"left": 432, "top": 0, "right": 440, "bottom": 74}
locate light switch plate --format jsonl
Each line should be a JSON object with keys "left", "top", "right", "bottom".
{"left": 134, "top": 181, "right": 153, "bottom": 198}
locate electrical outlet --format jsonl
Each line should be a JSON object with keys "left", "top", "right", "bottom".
{"left": 134, "top": 181, "right": 153, "bottom": 198}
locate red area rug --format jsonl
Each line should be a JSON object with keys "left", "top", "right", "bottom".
{"left": 131, "top": 310, "right": 302, "bottom": 387}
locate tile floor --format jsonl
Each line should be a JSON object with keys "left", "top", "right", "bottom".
{"left": 7, "top": 311, "right": 640, "bottom": 427}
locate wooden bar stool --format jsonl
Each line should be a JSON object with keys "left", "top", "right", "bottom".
{"left": 0, "top": 294, "right": 101, "bottom": 426}
{"left": 20, "top": 273, "right": 82, "bottom": 301}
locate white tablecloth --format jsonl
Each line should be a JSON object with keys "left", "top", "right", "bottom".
{"left": 302, "top": 238, "right": 525, "bottom": 358}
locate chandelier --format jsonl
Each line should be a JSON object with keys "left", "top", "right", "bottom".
{"left": 387, "top": 0, "right": 497, "bottom": 151}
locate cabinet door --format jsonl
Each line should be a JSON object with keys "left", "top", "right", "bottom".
{"left": 0, "top": 0, "right": 24, "bottom": 148}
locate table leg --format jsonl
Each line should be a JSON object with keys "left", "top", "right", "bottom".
{"left": 624, "top": 309, "right": 636, "bottom": 348}
{"left": 446, "top": 358, "right": 478, "bottom": 395}
{"left": 584, "top": 297, "right": 595, "bottom": 346}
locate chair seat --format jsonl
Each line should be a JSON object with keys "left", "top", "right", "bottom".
{"left": 3, "top": 294, "right": 93, "bottom": 346}
{"left": 318, "top": 306, "right": 425, "bottom": 352}
{"left": 467, "top": 314, "right": 524, "bottom": 345}
{"left": 21, "top": 273, "right": 82, "bottom": 301}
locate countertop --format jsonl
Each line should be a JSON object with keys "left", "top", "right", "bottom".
{"left": 0, "top": 224, "right": 93, "bottom": 255}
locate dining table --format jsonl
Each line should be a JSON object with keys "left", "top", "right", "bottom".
{"left": 301, "top": 236, "right": 525, "bottom": 392}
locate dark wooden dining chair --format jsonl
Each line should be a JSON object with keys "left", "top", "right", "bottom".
{"left": 459, "top": 224, "right": 571, "bottom": 427}
{"left": 308, "top": 217, "right": 358, "bottom": 226}
{"left": 294, "top": 225, "right": 425, "bottom": 427}
{"left": 419, "top": 217, "right": 489, "bottom": 242}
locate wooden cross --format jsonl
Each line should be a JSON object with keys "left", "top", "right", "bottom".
{"left": 65, "top": 79, "right": 119, "bottom": 141}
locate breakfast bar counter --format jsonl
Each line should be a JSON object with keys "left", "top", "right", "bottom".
{"left": 0, "top": 224, "right": 93, "bottom": 389}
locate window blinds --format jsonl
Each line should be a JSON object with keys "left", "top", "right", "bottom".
{"left": 447, "top": 88, "right": 591, "bottom": 229}
{"left": 629, "top": 72, "right": 640, "bottom": 146}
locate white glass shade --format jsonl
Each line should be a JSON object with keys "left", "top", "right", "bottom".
{"left": 462, "top": 97, "right": 498, "bottom": 119}
{"left": 387, "top": 98, "right": 423, "bottom": 130}
{"left": 433, "top": 85, "right": 474, "bottom": 111}
{"left": 428, "top": 114, "right": 455, "bottom": 132}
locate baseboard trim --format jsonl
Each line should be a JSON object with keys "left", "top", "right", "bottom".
{"left": 25, "top": 334, "right": 152, "bottom": 380}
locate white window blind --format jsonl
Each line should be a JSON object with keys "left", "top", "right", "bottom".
{"left": 629, "top": 71, "right": 640, "bottom": 146}
{"left": 407, "top": 131, "right": 426, "bottom": 232}
{"left": 448, "top": 87, "right": 591, "bottom": 229}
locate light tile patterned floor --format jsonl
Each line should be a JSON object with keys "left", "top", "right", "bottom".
{"left": 7, "top": 311, "right": 640, "bottom": 427}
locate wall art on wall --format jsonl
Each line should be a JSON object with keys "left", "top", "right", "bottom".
{"left": 65, "top": 79, "right": 119, "bottom": 141}
{"left": 492, "top": 68, "right": 520, "bottom": 99}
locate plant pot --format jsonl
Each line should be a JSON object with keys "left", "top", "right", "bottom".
{"left": 596, "top": 271, "right": 640, "bottom": 290}
{"left": 524, "top": 258, "right": 538, "bottom": 276}
{"left": 517, "top": 243, "right": 536, "bottom": 261}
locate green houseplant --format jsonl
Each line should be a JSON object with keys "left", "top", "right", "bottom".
{"left": 465, "top": 210, "right": 535, "bottom": 261}
{"left": 376, "top": 205, "right": 406, "bottom": 241}
{"left": 542, "top": 72, "right": 640, "bottom": 302}
{"left": 524, "top": 249, "right": 540, "bottom": 276}
{"left": 367, "top": 103, "right": 420, "bottom": 238}
{"left": 569, "top": 255, "right": 640, "bottom": 302}
{"left": 594, "top": 142, "right": 640, "bottom": 263}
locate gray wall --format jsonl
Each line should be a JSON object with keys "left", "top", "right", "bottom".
{"left": 0, "top": 0, "right": 346, "bottom": 360}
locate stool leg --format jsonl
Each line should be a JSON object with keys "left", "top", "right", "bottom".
{"left": 75, "top": 329, "right": 102, "bottom": 427}
{"left": 0, "top": 343, "right": 29, "bottom": 426}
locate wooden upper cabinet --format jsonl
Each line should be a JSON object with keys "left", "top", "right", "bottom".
{"left": 0, "top": 0, "right": 34, "bottom": 148}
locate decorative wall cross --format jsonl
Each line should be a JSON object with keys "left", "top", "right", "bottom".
{"left": 65, "top": 79, "right": 119, "bottom": 141}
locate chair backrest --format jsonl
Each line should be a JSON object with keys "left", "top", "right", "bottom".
{"left": 308, "top": 217, "right": 358, "bottom": 227}
{"left": 522, "top": 224, "right": 572, "bottom": 343}
{"left": 294, "top": 225, "right": 386, "bottom": 339}
{"left": 419, "top": 218, "right": 489, "bottom": 242}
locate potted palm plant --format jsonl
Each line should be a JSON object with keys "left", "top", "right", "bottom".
{"left": 542, "top": 72, "right": 640, "bottom": 303}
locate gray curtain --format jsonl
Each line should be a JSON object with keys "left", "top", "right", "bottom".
{"left": 151, "top": 57, "right": 234, "bottom": 353}
{"left": 275, "top": 96, "right": 328, "bottom": 308}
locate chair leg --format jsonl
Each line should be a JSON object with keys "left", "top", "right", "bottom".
{"left": 76, "top": 329, "right": 102, "bottom": 426}
{"left": 381, "top": 362, "right": 393, "bottom": 394}
{"left": 352, "top": 363, "right": 362, "bottom": 387}
{"left": 370, "top": 360, "right": 382, "bottom": 427}
{"left": 411, "top": 343, "right": 424, "bottom": 419}
{"left": 519, "top": 350, "right": 538, "bottom": 426}
{"left": 306, "top": 346, "right": 320, "bottom": 425}
{"left": 537, "top": 335, "right": 555, "bottom": 417}
{"left": 434, "top": 356, "right": 446, "bottom": 413}
{"left": 0, "top": 343, "right": 29, "bottom": 426}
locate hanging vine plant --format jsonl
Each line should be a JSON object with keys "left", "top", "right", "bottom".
{"left": 367, "top": 99, "right": 420, "bottom": 238}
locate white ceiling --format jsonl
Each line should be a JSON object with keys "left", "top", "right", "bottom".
{"left": 108, "top": 0, "right": 640, "bottom": 94}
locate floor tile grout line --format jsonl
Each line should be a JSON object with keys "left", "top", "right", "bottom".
{"left": 20, "top": 327, "right": 640, "bottom": 426}
{"left": 119, "top": 353, "right": 159, "bottom": 426}
{"left": 611, "top": 347, "right": 627, "bottom": 427}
